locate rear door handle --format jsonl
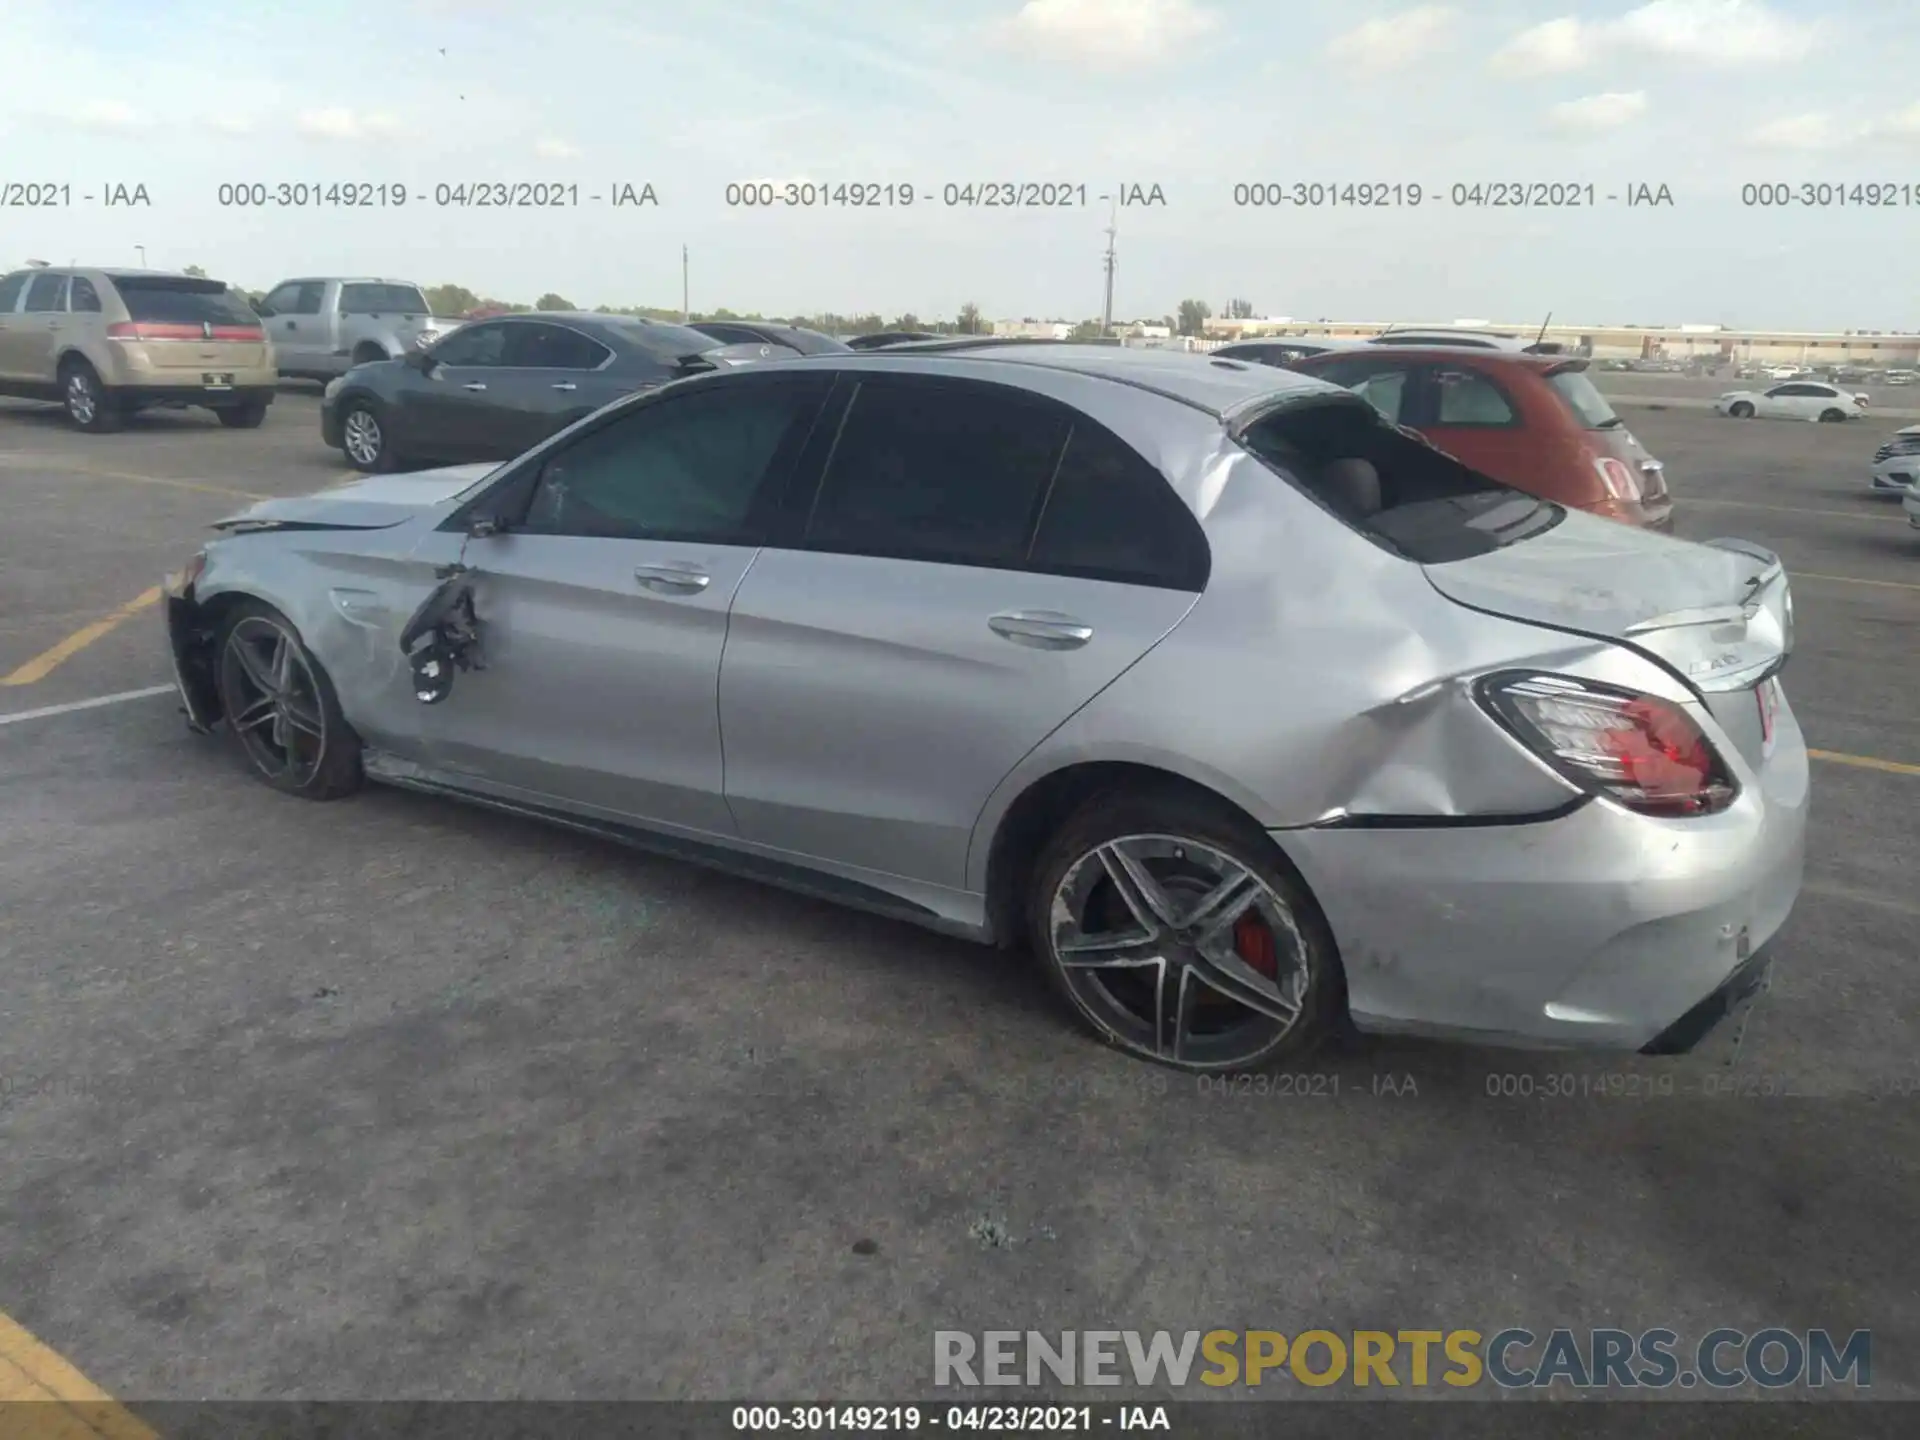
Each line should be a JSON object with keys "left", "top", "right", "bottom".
{"left": 988, "top": 611, "right": 1094, "bottom": 650}
{"left": 633, "top": 563, "right": 711, "bottom": 594}
{"left": 462, "top": 382, "right": 487, "bottom": 391}
{"left": 551, "top": 381, "right": 577, "bottom": 392}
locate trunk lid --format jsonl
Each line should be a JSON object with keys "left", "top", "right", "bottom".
{"left": 1423, "top": 509, "right": 1793, "bottom": 699}
{"left": 211, "top": 464, "right": 496, "bottom": 531}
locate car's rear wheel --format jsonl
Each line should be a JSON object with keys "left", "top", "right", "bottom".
{"left": 1027, "top": 788, "right": 1344, "bottom": 1073}
{"left": 213, "top": 600, "right": 363, "bottom": 800}
{"left": 1729, "top": 401, "right": 1755, "bottom": 418}
{"left": 217, "top": 399, "right": 269, "bottom": 429}
{"left": 1819, "top": 408, "right": 1848, "bottom": 423}
{"left": 340, "top": 399, "right": 397, "bottom": 471}
{"left": 60, "top": 358, "right": 122, "bottom": 433}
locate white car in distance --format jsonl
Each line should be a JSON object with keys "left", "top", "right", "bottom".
{"left": 1715, "top": 381, "right": 1868, "bottom": 423}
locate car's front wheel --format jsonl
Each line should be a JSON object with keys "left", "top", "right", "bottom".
{"left": 339, "top": 399, "right": 397, "bottom": 471}
{"left": 1729, "top": 401, "right": 1755, "bottom": 418}
{"left": 1027, "top": 787, "right": 1344, "bottom": 1073}
{"left": 213, "top": 600, "right": 363, "bottom": 800}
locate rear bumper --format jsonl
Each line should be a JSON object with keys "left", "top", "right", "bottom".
{"left": 115, "top": 384, "right": 275, "bottom": 408}
{"left": 1641, "top": 946, "right": 1773, "bottom": 1055}
{"left": 1281, "top": 700, "right": 1809, "bottom": 1052}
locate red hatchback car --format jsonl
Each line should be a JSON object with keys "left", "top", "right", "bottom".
{"left": 1285, "top": 347, "right": 1674, "bottom": 530}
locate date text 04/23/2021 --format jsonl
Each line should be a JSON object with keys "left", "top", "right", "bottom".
{"left": 730, "top": 1405, "right": 1169, "bottom": 1431}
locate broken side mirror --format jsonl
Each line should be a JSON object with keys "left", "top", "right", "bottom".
{"left": 399, "top": 573, "right": 485, "bottom": 703}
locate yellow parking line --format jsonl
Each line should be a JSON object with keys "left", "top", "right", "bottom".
{"left": 0, "top": 589, "right": 162, "bottom": 687}
{"left": 0, "top": 1310, "right": 156, "bottom": 1439}
{"left": 1790, "top": 570, "right": 1920, "bottom": 592}
{"left": 0, "top": 460, "right": 265, "bottom": 503}
{"left": 1683, "top": 497, "right": 1902, "bottom": 523}
{"left": 1810, "top": 748, "right": 1920, "bottom": 777}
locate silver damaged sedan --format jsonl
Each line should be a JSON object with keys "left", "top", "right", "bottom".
{"left": 163, "top": 342, "right": 1807, "bottom": 1072}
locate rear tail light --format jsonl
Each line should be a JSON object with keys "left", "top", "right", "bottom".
{"left": 1592, "top": 456, "right": 1643, "bottom": 501}
{"left": 1475, "top": 672, "right": 1739, "bottom": 817}
{"left": 106, "top": 321, "right": 264, "bottom": 342}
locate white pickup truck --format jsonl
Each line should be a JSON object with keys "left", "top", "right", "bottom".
{"left": 254, "top": 277, "right": 461, "bottom": 384}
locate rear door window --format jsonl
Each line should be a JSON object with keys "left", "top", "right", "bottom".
{"left": 503, "top": 322, "right": 612, "bottom": 370}
{"left": 1027, "top": 422, "right": 1209, "bottom": 590}
{"left": 801, "top": 377, "right": 1067, "bottom": 569}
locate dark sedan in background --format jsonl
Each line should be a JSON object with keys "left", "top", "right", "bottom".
{"left": 686, "top": 320, "right": 848, "bottom": 355}
{"left": 845, "top": 330, "right": 942, "bottom": 349}
{"left": 322, "top": 312, "right": 768, "bottom": 471}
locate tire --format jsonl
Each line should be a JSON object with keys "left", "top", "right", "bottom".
{"left": 213, "top": 599, "right": 363, "bottom": 800}
{"left": 1026, "top": 786, "right": 1345, "bottom": 1073}
{"left": 1728, "top": 401, "right": 1754, "bottom": 419}
{"left": 60, "top": 358, "right": 123, "bottom": 433}
{"left": 1818, "top": 408, "right": 1847, "bottom": 423}
{"left": 339, "top": 399, "right": 398, "bottom": 471}
{"left": 217, "top": 399, "right": 269, "bottom": 429}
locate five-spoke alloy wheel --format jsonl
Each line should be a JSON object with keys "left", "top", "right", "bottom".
{"left": 1029, "top": 792, "right": 1340, "bottom": 1072}
{"left": 214, "top": 601, "right": 362, "bottom": 799}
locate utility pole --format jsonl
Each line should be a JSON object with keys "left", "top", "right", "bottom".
{"left": 681, "top": 244, "right": 689, "bottom": 322}
{"left": 1100, "top": 199, "right": 1117, "bottom": 339}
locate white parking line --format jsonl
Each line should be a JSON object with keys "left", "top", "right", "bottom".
{"left": 0, "top": 685, "right": 175, "bottom": 727}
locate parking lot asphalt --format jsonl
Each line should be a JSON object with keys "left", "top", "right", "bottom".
{"left": 1, "top": 385, "right": 1916, "bottom": 1407}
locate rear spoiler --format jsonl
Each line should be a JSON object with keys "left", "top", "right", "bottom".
{"left": 1625, "top": 538, "right": 1794, "bottom": 693}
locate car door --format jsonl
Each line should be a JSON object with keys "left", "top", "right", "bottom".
{"left": 0, "top": 271, "right": 36, "bottom": 380}
{"left": 262, "top": 280, "right": 327, "bottom": 372}
{"left": 407, "top": 369, "right": 835, "bottom": 831}
{"left": 405, "top": 320, "right": 515, "bottom": 459}
{"left": 718, "top": 373, "right": 1206, "bottom": 889}
{"left": 1757, "top": 383, "right": 1804, "bottom": 419}
{"left": 483, "top": 321, "right": 629, "bottom": 455}
{"left": 14, "top": 271, "right": 69, "bottom": 384}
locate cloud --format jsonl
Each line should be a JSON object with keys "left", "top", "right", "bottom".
{"left": 39, "top": 100, "right": 151, "bottom": 133}
{"left": 1863, "top": 103, "right": 1920, "bottom": 143}
{"left": 1748, "top": 113, "right": 1849, "bottom": 151}
{"left": 1547, "top": 90, "right": 1648, "bottom": 133}
{"left": 296, "top": 107, "right": 399, "bottom": 141}
{"left": 1489, "top": 18, "right": 1591, "bottom": 76}
{"left": 534, "top": 137, "right": 581, "bottom": 159}
{"left": 202, "top": 115, "right": 254, "bottom": 136}
{"left": 1326, "top": 6, "right": 1457, "bottom": 74}
{"left": 1489, "top": 0, "right": 1812, "bottom": 75}
{"left": 992, "top": 0, "right": 1218, "bottom": 70}
{"left": 1613, "top": 0, "right": 1812, "bottom": 64}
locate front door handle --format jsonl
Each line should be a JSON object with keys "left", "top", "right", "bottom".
{"left": 462, "top": 382, "right": 488, "bottom": 391}
{"left": 551, "top": 381, "right": 577, "bottom": 392}
{"left": 633, "top": 563, "right": 711, "bottom": 594}
{"left": 988, "top": 611, "right": 1094, "bottom": 650}
{"left": 284, "top": 320, "right": 296, "bottom": 330}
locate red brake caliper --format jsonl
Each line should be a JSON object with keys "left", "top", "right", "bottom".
{"left": 1233, "top": 912, "right": 1278, "bottom": 978}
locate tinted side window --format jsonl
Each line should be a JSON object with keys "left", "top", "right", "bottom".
{"left": 522, "top": 379, "right": 825, "bottom": 542}
{"left": 0, "top": 273, "right": 27, "bottom": 312}
{"left": 504, "top": 323, "right": 611, "bottom": 369}
{"left": 68, "top": 277, "right": 102, "bottom": 313}
{"left": 803, "top": 380, "right": 1067, "bottom": 568}
{"left": 431, "top": 323, "right": 509, "bottom": 366}
{"left": 24, "top": 273, "right": 67, "bottom": 312}
{"left": 1028, "top": 423, "right": 1208, "bottom": 590}
{"left": 695, "top": 323, "right": 763, "bottom": 346}
{"left": 1432, "top": 368, "right": 1519, "bottom": 426}
{"left": 262, "top": 283, "right": 301, "bottom": 314}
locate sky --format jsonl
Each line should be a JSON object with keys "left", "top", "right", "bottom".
{"left": 3, "top": 0, "right": 1918, "bottom": 330}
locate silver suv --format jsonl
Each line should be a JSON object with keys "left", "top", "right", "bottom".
{"left": 256, "top": 278, "right": 459, "bottom": 384}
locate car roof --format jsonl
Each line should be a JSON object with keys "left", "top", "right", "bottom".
{"left": 780, "top": 339, "right": 1349, "bottom": 420}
